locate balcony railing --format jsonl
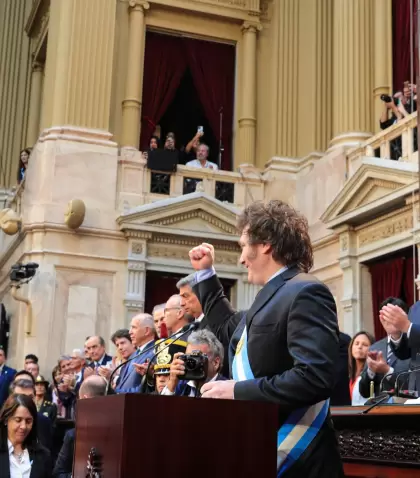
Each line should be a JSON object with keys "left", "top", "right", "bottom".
{"left": 117, "top": 150, "right": 265, "bottom": 210}
{"left": 347, "top": 112, "right": 418, "bottom": 177}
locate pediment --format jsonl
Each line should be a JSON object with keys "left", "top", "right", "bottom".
{"left": 321, "top": 158, "right": 417, "bottom": 227}
{"left": 117, "top": 192, "right": 240, "bottom": 239}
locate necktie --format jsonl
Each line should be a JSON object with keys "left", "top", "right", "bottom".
{"left": 387, "top": 345, "right": 396, "bottom": 365}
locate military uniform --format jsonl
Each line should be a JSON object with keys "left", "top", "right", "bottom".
{"left": 154, "top": 339, "right": 187, "bottom": 393}
{"left": 35, "top": 375, "right": 58, "bottom": 424}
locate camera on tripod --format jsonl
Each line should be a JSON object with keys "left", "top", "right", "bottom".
{"left": 179, "top": 350, "right": 208, "bottom": 381}
{"left": 10, "top": 263, "right": 39, "bottom": 282}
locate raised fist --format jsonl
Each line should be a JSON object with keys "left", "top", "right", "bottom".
{"left": 189, "top": 243, "right": 215, "bottom": 270}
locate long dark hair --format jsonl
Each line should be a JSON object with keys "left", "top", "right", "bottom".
{"left": 0, "top": 394, "right": 38, "bottom": 451}
{"left": 17, "top": 148, "right": 31, "bottom": 183}
{"left": 348, "top": 331, "right": 375, "bottom": 381}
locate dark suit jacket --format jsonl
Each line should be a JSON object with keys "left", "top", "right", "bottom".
{"left": 37, "top": 412, "right": 53, "bottom": 451}
{"left": 0, "top": 365, "right": 16, "bottom": 409}
{"left": 53, "top": 428, "right": 75, "bottom": 477}
{"left": 115, "top": 343, "right": 155, "bottom": 394}
{"left": 175, "top": 374, "right": 227, "bottom": 396}
{"left": 0, "top": 441, "right": 52, "bottom": 478}
{"left": 331, "top": 333, "right": 351, "bottom": 406}
{"left": 193, "top": 268, "right": 343, "bottom": 478}
{"left": 359, "top": 337, "right": 411, "bottom": 398}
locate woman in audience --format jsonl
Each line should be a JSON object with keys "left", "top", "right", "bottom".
{"left": 0, "top": 394, "right": 52, "bottom": 477}
{"left": 348, "top": 331, "right": 375, "bottom": 405}
{"left": 51, "top": 366, "right": 66, "bottom": 419}
{"left": 17, "top": 148, "right": 31, "bottom": 184}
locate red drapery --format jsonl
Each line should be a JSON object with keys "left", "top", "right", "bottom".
{"left": 404, "top": 256, "right": 418, "bottom": 307}
{"left": 392, "top": 0, "right": 418, "bottom": 91}
{"left": 139, "top": 33, "right": 188, "bottom": 151}
{"left": 184, "top": 38, "right": 235, "bottom": 171}
{"left": 369, "top": 258, "right": 405, "bottom": 340}
{"left": 140, "top": 32, "right": 235, "bottom": 170}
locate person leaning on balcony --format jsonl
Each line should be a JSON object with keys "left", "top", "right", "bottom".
{"left": 17, "top": 148, "right": 32, "bottom": 184}
{"left": 186, "top": 143, "right": 218, "bottom": 170}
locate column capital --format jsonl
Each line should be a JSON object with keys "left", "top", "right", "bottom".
{"left": 128, "top": 0, "right": 150, "bottom": 11}
{"left": 241, "top": 21, "right": 262, "bottom": 34}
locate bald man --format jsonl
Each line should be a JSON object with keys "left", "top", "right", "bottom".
{"left": 115, "top": 313, "right": 156, "bottom": 394}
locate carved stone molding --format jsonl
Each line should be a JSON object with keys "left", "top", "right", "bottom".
{"left": 358, "top": 211, "right": 414, "bottom": 247}
{"left": 147, "top": 244, "right": 239, "bottom": 266}
{"left": 124, "top": 299, "right": 144, "bottom": 310}
{"left": 150, "top": 210, "right": 236, "bottom": 235}
{"left": 128, "top": 0, "right": 150, "bottom": 11}
{"left": 128, "top": 262, "right": 145, "bottom": 271}
{"left": 131, "top": 242, "right": 143, "bottom": 254}
{"left": 344, "top": 178, "right": 402, "bottom": 213}
{"left": 124, "top": 231, "right": 153, "bottom": 240}
{"left": 242, "top": 21, "right": 263, "bottom": 33}
{"left": 152, "top": 235, "right": 240, "bottom": 252}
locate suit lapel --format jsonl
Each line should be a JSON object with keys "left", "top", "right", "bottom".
{"left": 245, "top": 266, "right": 300, "bottom": 328}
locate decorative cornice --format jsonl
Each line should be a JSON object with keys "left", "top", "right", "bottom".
{"left": 124, "top": 231, "right": 153, "bottom": 240}
{"left": 39, "top": 126, "right": 117, "bottom": 148}
{"left": 128, "top": 262, "right": 146, "bottom": 271}
{"left": 23, "top": 223, "right": 126, "bottom": 241}
{"left": 151, "top": 234, "right": 240, "bottom": 252}
{"left": 124, "top": 299, "right": 144, "bottom": 310}
{"left": 147, "top": 244, "right": 239, "bottom": 266}
{"left": 312, "top": 233, "right": 338, "bottom": 251}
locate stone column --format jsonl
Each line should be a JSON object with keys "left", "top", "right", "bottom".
{"left": 238, "top": 22, "right": 261, "bottom": 167}
{"left": 124, "top": 238, "right": 148, "bottom": 320}
{"left": 330, "top": 0, "right": 374, "bottom": 148}
{"left": 121, "top": 1, "right": 150, "bottom": 148}
{"left": 26, "top": 62, "right": 44, "bottom": 146}
{"left": 42, "top": 0, "right": 116, "bottom": 130}
{"left": 373, "top": 0, "right": 393, "bottom": 133}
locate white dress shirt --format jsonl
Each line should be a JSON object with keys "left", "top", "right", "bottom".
{"left": 161, "top": 373, "right": 219, "bottom": 396}
{"left": 8, "top": 440, "right": 31, "bottom": 478}
{"left": 195, "top": 313, "right": 204, "bottom": 323}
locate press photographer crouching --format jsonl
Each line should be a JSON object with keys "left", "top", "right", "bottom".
{"left": 161, "top": 330, "right": 226, "bottom": 397}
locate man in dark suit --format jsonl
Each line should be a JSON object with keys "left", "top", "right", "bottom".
{"left": 331, "top": 332, "right": 351, "bottom": 406}
{"left": 161, "top": 329, "right": 226, "bottom": 397}
{"left": 381, "top": 299, "right": 420, "bottom": 392}
{"left": 188, "top": 200, "right": 343, "bottom": 478}
{"left": 53, "top": 375, "right": 108, "bottom": 478}
{"left": 0, "top": 346, "right": 16, "bottom": 409}
{"left": 359, "top": 298, "right": 410, "bottom": 399}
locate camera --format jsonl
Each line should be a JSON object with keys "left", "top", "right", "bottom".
{"left": 380, "top": 94, "right": 397, "bottom": 104}
{"left": 179, "top": 350, "right": 208, "bottom": 381}
{"left": 10, "top": 262, "right": 39, "bottom": 282}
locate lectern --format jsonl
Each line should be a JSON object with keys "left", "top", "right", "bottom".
{"left": 73, "top": 394, "right": 278, "bottom": 478}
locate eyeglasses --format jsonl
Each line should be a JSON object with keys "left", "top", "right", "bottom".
{"left": 164, "top": 307, "right": 181, "bottom": 314}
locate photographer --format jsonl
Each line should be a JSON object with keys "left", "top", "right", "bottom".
{"left": 379, "top": 93, "right": 404, "bottom": 161}
{"left": 161, "top": 330, "right": 226, "bottom": 397}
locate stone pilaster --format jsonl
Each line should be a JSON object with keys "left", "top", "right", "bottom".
{"left": 26, "top": 62, "right": 44, "bottom": 146}
{"left": 373, "top": 0, "right": 393, "bottom": 133}
{"left": 124, "top": 238, "right": 148, "bottom": 320}
{"left": 238, "top": 21, "right": 261, "bottom": 167}
{"left": 121, "top": 1, "right": 150, "bottom": 148}
{"left": 330, "top": 0, "right": 374, "bottom": 148}
{"left": 42, "top": 0, "right": 116, "bottom": 130}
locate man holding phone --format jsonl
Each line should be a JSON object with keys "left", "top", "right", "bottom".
{"left": 186, "top": 143, "right": 218, "bottom": 170}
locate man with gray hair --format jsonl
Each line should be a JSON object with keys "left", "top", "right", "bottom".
{"left": 163, "top": 294, "right": 194, "bottom": 337}
{"left": 152, "top": 303, "right": 166, "bottom": 338}
{"left": 161, "top": 329, "right": 226, "bottom": 397}
{"left": 176, "top": 274, "right": 205, "bottom": 325}
{"left": 115, "top": 313, "right": 156, "bottom": 393}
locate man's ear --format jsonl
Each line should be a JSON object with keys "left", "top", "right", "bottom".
{"left": 261, "top": 243, "right": 272, "bottom": 255}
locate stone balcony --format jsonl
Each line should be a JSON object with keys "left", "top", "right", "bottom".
{"left": 117, "top": 150, "right": 265, "bottom": 212}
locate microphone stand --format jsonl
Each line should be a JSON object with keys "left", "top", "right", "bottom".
{"left": 395, "top": 366, "right": 420, "bottom": 397}
{"left": 139, "top": 322, "right": 200, "bottom": 394}
{"left": 218, "top": 106, "right": 224, "bottom": 169}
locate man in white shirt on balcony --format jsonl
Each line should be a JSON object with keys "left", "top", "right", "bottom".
{"left": 186, "top": 144, "right": 218, "bottom": 170}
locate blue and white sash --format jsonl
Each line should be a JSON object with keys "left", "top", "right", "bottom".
{"left": 232, "top": 327, "right": 329, "bottom": 476}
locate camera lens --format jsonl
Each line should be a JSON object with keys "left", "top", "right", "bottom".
{"left": 185, "top": 359, "right": 196, "bottom": 370}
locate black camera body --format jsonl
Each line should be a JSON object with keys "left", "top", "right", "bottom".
{"left": 380, "top": 94, "right": 398, "bottom": 105}
{"left": 179, "top": 350, "right": 208, "bottom": 381}
{"left": 10, "top": 262, "right": 39, "bottom": 282}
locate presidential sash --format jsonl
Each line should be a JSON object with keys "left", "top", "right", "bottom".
{"left": 232, "top": 326, "right": 329, "bottom": 476}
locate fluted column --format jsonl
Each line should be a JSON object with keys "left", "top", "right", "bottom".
{"left": 42, "top": 0, "right": 116, "bottom": 130}
{"left": 330, "top": 0, "right": 373, "bottom": 148}
{"left": 121, "top": 1, "right": 149, "bottom": 148}
{"left": 26, "top": 62, "right": 44, "bottom": 146}
{"left": 238, "top": 21, "right": 261, "bottom": 166}
{"left": 373, "top": 0, "right": 393, "bottom": 133}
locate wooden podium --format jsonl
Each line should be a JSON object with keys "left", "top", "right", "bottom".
{"left": 73, "top": 394, "right": 278, "bottom": 478}
{"left": 332, "top": 405, "right": 420, "bottom": 478}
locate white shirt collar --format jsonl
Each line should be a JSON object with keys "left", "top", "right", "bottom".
{"left": 267, "top": 266, "right": 288, "bottom": 283}
{"left": 8, "top": 440, "right": 31, "bottom": 475}
{"left": 195, "top": 313, "right": 204, "bottom": 323}
{"left": 139, "top": 339, "right": 154, "bottom": 352}
{"left": 187, "top": 373, "right": 218, "bottom": 389}
{"left": 95, "top": 353, "right": 106, "bottom": 366}
{"left": 0, "top": 363, "right": 4, "bottom": 373}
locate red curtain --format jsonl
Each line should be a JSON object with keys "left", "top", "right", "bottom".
{"left": 139, "top": 33, "right": 188, "bottom": 151}
{"left": 184, "top": 38, "right": 235, "bottom": 171}
{"left": 369, "top": 258, "right": 405, "bottom": 339}
{"left": 404, "top": 256, "right": 418, "bottom": 307}
{"left": 392, "top": 0, "right": 418, "bottom": 91}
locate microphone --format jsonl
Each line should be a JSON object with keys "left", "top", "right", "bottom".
{"left": 106, "top": 323, "right": 197, "bottom": 395}
{"left": 362, "top": 391, "right": 395, "bottom": 414}
{"left": 395, "top": 366, "right": 420, "bottom": 397}
{"left": 139, "top": 322, "right": 200, "bottom": 394}
{"left": 379, "top": 370, "right": 399, "bottom": 393}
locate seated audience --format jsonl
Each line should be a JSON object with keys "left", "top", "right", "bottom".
{"left": 115, "top": 314, "right": 156, "bottom": 393}
{"left": 11, "top": 379, "right": 53, "bottom": 452}
{"left": 359, "top": 298, "right": 411, "bottom": 399}
{"left": 53, "top": 375, "right": 107, "bottom": 478}
{"left": 111, "top": 329, "right": 136, "bottom": 391}
{"left": 17, "top": 148, "right": 31, "bottom": 184}
{"left": 163, "top": 294, "right": 194, "bottom": 337}
{"left": 162, "top": 330, "right": 226, "bottom": 397}
{"left": 348, "top": 331, "right": 374, "bottom": 405}
{"left": 34, "top": 376, "right": 57, "bottom": 425}
{"left": 186, "top": 144, "right": 218, "bottom": 170}
{"left": 0, "top": 394, "right": 51, "bottom": 477}
{"left": 0, "top": 346, "right": 16, "bottom": 409}
{"left": 152, "top": 303, "right": 166, "bottom": 338}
